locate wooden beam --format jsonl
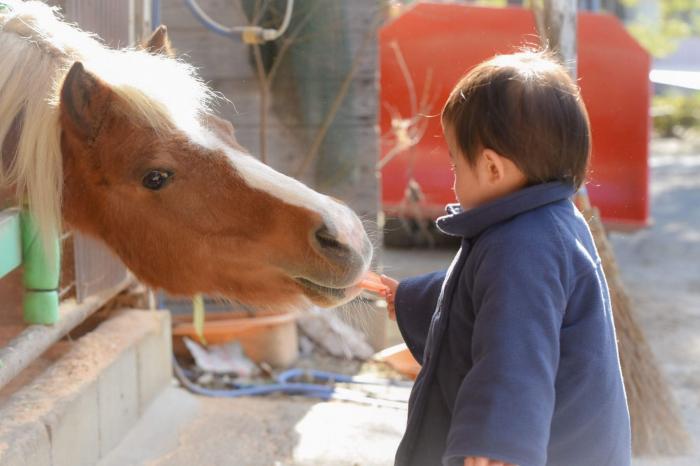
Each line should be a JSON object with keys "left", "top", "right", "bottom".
{"left": 532, "top": 0, "right": 577, "bottom": 77}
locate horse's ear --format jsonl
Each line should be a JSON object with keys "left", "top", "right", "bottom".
{"left": 143, "top": 24, "right": 175, "bottom": 57}
{"left": 60, "top": 62, "right": 112, "bottom": 143}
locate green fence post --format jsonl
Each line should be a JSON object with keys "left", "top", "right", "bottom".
{"left": 20, "top": 211, "right": 60, "bottom": 324}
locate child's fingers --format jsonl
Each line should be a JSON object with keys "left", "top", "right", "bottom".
{"left": 474, "top": 458, "right": 489, "bottom": 466}
{"left": 380, "top": 274, "right": 399, "bottom": 291}
{"left": 464, "top": 458, "right": 474, "bottom": 466}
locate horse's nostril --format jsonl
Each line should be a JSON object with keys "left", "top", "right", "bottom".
{"left": 314, "top": 224, "right": 345, "bottom": 252}
{"left": 310, "top": 220, "right": 367, "bottom": 287}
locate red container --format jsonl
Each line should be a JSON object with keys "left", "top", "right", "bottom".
{"left": 380, "top": 3, "right": 650, "bottom": 229}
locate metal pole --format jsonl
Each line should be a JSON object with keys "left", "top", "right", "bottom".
{"left": 533, "top": 0, "right": 578, "bottom": 77}
{"left": 151, "top": 0, "right": 161, "bottom": 29}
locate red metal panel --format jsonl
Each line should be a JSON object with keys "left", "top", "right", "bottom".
{"left": 379, "top": 3, "right": 650, "bottom": 228}
{"left": 578, "top": 14, "right": 650, "bottom": 227}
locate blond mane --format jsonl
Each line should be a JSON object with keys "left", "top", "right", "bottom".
{"left": 0, "top": 0, "right": 217, "bottom": 243}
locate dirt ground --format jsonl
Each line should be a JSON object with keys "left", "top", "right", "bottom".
{"left": 101, "top": 139, "right": 700, "bottom": 466}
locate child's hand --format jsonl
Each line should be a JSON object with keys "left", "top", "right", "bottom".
{"left": 464, "top": 457, "right": 517, "bottom": 466}
{"left": 380, "top": 275, "right": 399, "bottom": 320}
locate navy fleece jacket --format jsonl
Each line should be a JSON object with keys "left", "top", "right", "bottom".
{"left": 393, "top": 182, "right": 631, "bottom": 466}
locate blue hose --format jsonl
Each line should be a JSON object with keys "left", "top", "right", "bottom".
{"left": 278, "top": 368, "right": 412, "bottom": 387}
{"left": 183, "top": 0, "right": 239, "bottom": 38}
{"left": 277, "top": 368, "right": 355, "bottom": 384}
{"left": 182, "top": 0, "right": 294, "bottom": 42}
{"left": 174, "top": 357, "right": 334, "bottom": 399}
{"left": 173, "top": 357, "right": 410, "bottom": 402}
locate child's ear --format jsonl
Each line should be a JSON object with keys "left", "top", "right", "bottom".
{"left": 481, "top": 149, "right": 506, "bottom": 184}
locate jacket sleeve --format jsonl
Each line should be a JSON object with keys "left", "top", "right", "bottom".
{"left": 444, "top": 238, "right": 567, "bottom": 466}
{"left": 394, "top": 271, "right": 446, "bottom": 364}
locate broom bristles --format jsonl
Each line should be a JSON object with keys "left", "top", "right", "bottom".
{"left": 585, "top": 206, "right": 691, "bottom": 456}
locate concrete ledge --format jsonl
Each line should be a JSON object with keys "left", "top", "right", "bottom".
{"left": 99, "top": 347, "right": 138, "bottom": 457}
{"left": 137, "top": 309, "right": 172, "bottom": 415}
{"left": 0, "top": 419, "right": 51, "bottom": 466}
{"left": 0, "top": 310, "right": 172, "bottom": 466}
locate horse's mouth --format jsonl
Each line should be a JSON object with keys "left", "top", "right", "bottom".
{"left": 295, "top": 277, "right": 347, "bottom": 298}
{"left": 294, "top": 277, "right": 361, "bottom": 304}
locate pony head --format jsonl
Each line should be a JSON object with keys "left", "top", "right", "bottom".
{"left": 56, "top": 27, "right": 373, "bottom": 310}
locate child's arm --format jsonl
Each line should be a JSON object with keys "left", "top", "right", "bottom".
{"left": 444, "top": 238, "right": 566, "bottom": 466}
{"left": 384, "top": 271, "right": 446, "bottom": 364}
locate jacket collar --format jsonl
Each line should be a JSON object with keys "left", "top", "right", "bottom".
{"left": 436, "top": 181, "right": 576, "bottom": 238}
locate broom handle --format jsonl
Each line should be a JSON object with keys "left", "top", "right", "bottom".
{"left": 574, "top": 186, "right": 592, "bottom": 211}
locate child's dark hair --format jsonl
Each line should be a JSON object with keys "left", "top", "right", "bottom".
{"left": 441, "top": 50, "right": 591, "bottom": 189}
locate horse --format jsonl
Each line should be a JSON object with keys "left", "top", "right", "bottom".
{"left": 0, "top": 1, "right": 373, "bottom": 310}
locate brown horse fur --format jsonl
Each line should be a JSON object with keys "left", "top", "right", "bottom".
{"left": 143, "top": 24, "right": 174, "bottom": 56}
{"left": 139, "top": 28, "right": 248, "bottom": 156}
{"left": 1, "top": 2, "right": 372, "bottom": 310}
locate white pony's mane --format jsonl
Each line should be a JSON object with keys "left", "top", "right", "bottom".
{"left": 0, "top": 0, "right": 217, "bottom": 242}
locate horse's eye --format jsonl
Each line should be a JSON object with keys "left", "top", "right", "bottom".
{"left": 142, "top": 170, "right": 173, "bottom": 190}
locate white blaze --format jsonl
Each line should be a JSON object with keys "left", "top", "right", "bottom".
{"left": 202, "top": 130, "right": 371, "bottom": 263}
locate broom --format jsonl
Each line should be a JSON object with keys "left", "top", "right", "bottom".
{"left": 580, "top": 200, "right": 690, "bottom": 455}
{"left": 532, "top": 0, "right": 691, "bottom": 455}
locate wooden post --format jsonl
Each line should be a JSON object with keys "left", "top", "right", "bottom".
{"left": 20, "top": 210, "right": 60, "bottom": 325}
{"left": 532, "top": 0, "right": 577, "bottom": 76}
